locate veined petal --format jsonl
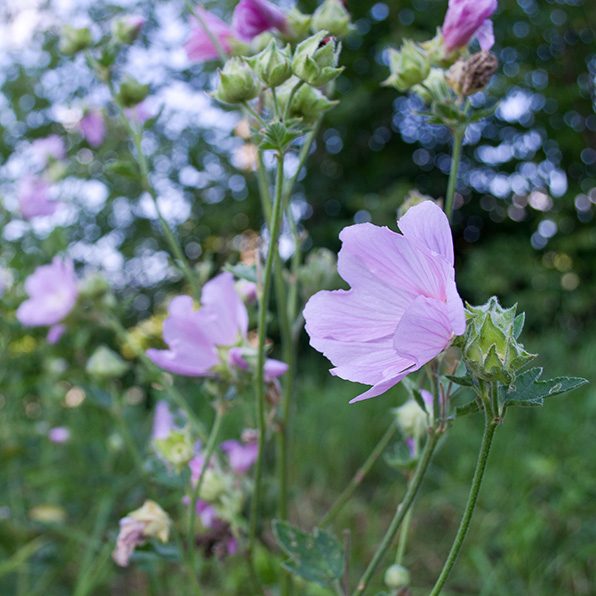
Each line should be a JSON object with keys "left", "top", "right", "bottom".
{"left": 445, "top": 279, "right": 466, "bottom": 336}
{"left": 146, "top": 347, "right": 217, "bottom": 376}
{"left": 392, "top": 296, "right": 453, "bottom": 366}
{"left": 348, "top": 373, "right": 410, "bottom": 403}
{"left": 397, "top": 201, "right": 454, "bottom": 265}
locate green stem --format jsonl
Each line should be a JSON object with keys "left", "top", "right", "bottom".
{"left": 395, "top": 502, "right": 413, "bottom": 566}
{"left": 320, "top": 422, "right": 397, "bottom": 528}
{"left": 188, "top": 405, "right": 226, "bottom": 576}
{"left": 283, "top": 80, "right": 305, "bottom": 122}
{"left": 249, "top": 150, "right": 286, "bottom": 556}
{"left": 351, "top": 429, "right": 440, "bottom": 596}
{"left": 444, "top": 127, "right": 464, "bottom": 223}
{"left": 428, "top": 407, "right": 499, "bottom": 596}
{"left": 243, "top": 101, "right": 268, "bottom": 128}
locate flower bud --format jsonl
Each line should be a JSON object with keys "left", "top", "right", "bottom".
{"left": 59, "top": 25, "right": 93, "bottom": 56}
{"left": 111, "top": 15, "right": 145, "bottom": 45}
{"left": 463, "top": 297, "right": 536, "bottom": 384}
{"left": 212, "top": 58, "right": 261, "bottom": 104}
{"left": 384, "top": 564, "right": 411, "bottom": 590}
{"left": 383, "top": 40, "right": 430, "bottom": 92}
{"left": 292, "top": 31, "right": 343, "bottom": 88}
{"left": 312, "top": 0, "right": 352, "bottom": 38}
{"left": 117, "top": 76, "right": 150, "bottom": 108}
{"left": 86, "top": 345, "right": 129, "bottom": 381}
{"left": 393, "top": 394, "right": 431, "bottom": 441}
{"left": 277, "top": 77, "right": 338, "bottom": 123}
{"left": 412, "top": 68, "right": 451, "bottom": 104}
{"left": 246, "top": 40, "right": 293, "bottom": 88}
{"left": 154, "top": 428, "right": 194, "bottom": 471}
{"left": 447, "top": 50, "right": 498, "bottom": 97}
{"left": 285, "top": 7, "right": 312, "bottom": 41}
{"left": 78, "top": 273, "right": 111, "bottom": 300}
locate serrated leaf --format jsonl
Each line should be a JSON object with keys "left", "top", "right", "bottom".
{"left": 455, "top": 399, "right": 483, "bottom": 418}
{"left": 503, "top": 367, "right": 588, "bottom": 408}
{"left": 513, "top": 312, "right": 525, "bottom": 339}
{"left": 273, "top": 520, "right": 343, "bottom": 586}
{"left": 223, "top": 263, "right": 257, "bottom": 283}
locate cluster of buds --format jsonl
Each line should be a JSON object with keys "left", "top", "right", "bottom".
{"left": 462, "top": 297, "right": 536, "bottom": 384}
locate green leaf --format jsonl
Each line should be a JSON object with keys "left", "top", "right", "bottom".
{"left": 259, "top": 121, "right": 304, "bottom": 151}
{"left": 223, "top": 263, "right": 257, "bottom": 283}
{"left": 502, "top": 367, "right": 588, "bottom": 408}
{"left": 272, "top": 520, "right": 343, "bottom": 586}
{"left": 445, "top": 374, "right": 476, "bottom": 387}
{"left": 106, "top": 160, "right": 139, "bottom": 179}
{"left": 455, "top": 399, "right": 483, "bottom": 418}
{"left": 513, "top": 312, "right": 525, "bottom": 340}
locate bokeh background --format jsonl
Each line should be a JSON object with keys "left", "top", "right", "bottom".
{"left": 1, "top": 0, "right": 595, "bottom": 594}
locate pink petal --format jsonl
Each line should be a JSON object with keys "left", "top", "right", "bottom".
{"left": 475, "top": 19, "right": 495, "bottom": 51}
{"left": 185, "top": 8, "right": 235, "bottom": 62}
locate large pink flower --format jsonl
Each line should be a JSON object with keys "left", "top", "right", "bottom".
{"left": 147, "top": 272, "right": 288, "bottom": 378}
{"left": 185, "top": 8, "right": 236, "bottom": 62}
{"left": 16, "top": 257, "right": 78, "bottom": 328}
{"left": 231, "top": 0, "right": 288, "bottom": 42}
{"left": 442, "top": 0, "right": 497, "bottom": 53}
{"left": 303, "top": 201, "right": 466, "bottom": 403}
{"left": 18, "top": 175, "right": 58, "bottom": 220}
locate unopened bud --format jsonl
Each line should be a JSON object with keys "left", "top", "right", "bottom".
{"left": 199, "top": 469, "right": 228, "bottom": 502}
{"left": 292, "top": 31, "right": 343, "bottom": 88}
{"left": 384, "top": 564, "right": 410, "bottom": 590}
{"left": 154, "top": 428, "right": 194, "bottom": 471}
{"left": 312, "top": 0, "right": 352, "bottom": 38}
{"left": 285, "top": 8, "right": 312, "bottom": 41}
{"left": 278, "top": 77, "right": 338, "bottom": 123}
{"left": 117, "top": 76, "right": 150, "bottom": 107}
{"left": 212, "top": 58, "right": 261, "bottom": 104}
{"left": 383, "top": 40, "right": 430, "bottom": 92}
{"left": 60, "top": 25, "right": 93, "bottom": 56}
{"left": 111, "top": 15, "right": 145, "bottom": 45}
{"left": 86, "top": 345, "right": 129, "bottom": 381}
{"left": 246, "top": 40, "right": 293, "bottom": 88}
{"left": 412, "top": 68, "right": 451, "bottom": 104}
{"left": 393, "top": 393, "right": 432, "bottom": 441}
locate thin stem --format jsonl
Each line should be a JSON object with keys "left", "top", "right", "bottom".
{"left": 243, "top": 101, "right": 268, "bottom": 128}
{"left": 272, "top": 87, "right": 281, "bottom": 120}
{"left": 444, "top": 127, "right": 464, "bottom": 223}
{"left": 248, "top": 150, "right": 286, "bottom": 555}
{"left": 428, "top": 407, "right": 499, "bottom": 596}
{"left": 283, "top": 80, "right": 305, "bottom": 121}
{"left": 320, "top": 422, "right": 397, "bottom": 528}
{"left": 351, "top": 429, "right": 440, "bottom": 596}
{"left": 395, "top": 502, "right": 413, "bottom": 566}
{"left": 187, "top": 405, "right": 226, "bottom": 574}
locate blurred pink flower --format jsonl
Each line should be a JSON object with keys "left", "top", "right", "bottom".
{"left": 231, "top": 0, "right": 288, "bottom": 42}
{"left": 16, "top": 257, "right": 78, "bottom": 328}
{"left": 235, "top": 279, "right": 257, "bottom": 303}
{"left": 79, "top": 111, "right": 106, "bottom": 147}
{"left": 124, "top": 101, "right": 153, "bottom": 124}
{"left": 31, "top": 135, "right": 66, "bottom": 165}
{"left": 147, "top": 272, "right": 288, "bottom": 379}
{"left": 442, "top": 0, "right": 497, "bottom": 53}
{"left": 185, "top": 8, "right": 236, "bottom": 62}
{"left": 47, "top": 324, "right": 66, "bottom": 344}
{"left": 49, "top": 426, "right": 70, "bottom": 443}
{"left": 18, "top": 175, "right": 58, "bottom": 220}
{"left": 152, "top": 400, "right": 176, "bottom": 440}
{"left": 303, "top": 201, "right": 466, "bottom": 403}
{"left": 220, "top": 439, "right": 258, "bottom": 474}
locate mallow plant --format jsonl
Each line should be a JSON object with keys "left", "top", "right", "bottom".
{"left": 7, "top": 1, "right": 586, "bottom": 595}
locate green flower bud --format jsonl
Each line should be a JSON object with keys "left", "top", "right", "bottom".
{"left": 277, "top": 77, "right": 338, "bottom": 123}
{"left": 198, "top": 469, "right": 228, "bottom": 502}
{"left": 59, "top": 25, "right": 93, "bottom": 56}
{"left": 312, "top": 0, "right": 353, "bottom": 38}
{"left": 246, "top": 40, "right": 293, "bottom": 88}
{"left": 285, "top": 8, "right": 313, "bottom": 41}
{"left": 154, "top": 428, "right": 194, "bottom": 472}
{"left": 383, "top": 40, "right": 431, "bottom": 92}
{"left": 412, "top": 68, "right": 452, "bottom": 104}
{"left": 393, "top": 399, "right": 429, "bottom": 441}
{"left": 117, "top": 76, "right": 150, "bottom": 108}
{"left": 292, "top": 31, "right": 343, "bottom": 88}
{"left": 86, "top": 345, "right": 129, "bottom": 381}
{"left": 78, "top": 274, "right": 111, "bottom": 300}
{"left": 212, "top": 58, "right": 261, "bottom": 104}
{"left": 463, "top": 297, "right": 536, "bottom": 384}
{"left": 111, "top": 15, "right": 145, "bottom": 45}
{"left": 384, "top": 564, "right": 411, "bottom": 590}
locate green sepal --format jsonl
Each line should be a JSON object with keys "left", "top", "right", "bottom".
{"left": 273, "top": 520, "right": 343, "bottom": 586}
{"left": 502, "top": 367, "right": 588, "bottom": 409}
{"left": 513, "top": 312, "right": 525, "bottom": 340}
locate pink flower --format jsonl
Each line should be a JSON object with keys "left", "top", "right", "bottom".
{"left": 152, "top": 401, "right": 176, "bottom": 440}
{"left": 48, "top": 426, "right": 70, "bottom": 443}
{"left": 124, "top": 101, "right": 153, "bottom": 124}
{"left": 79, "top": 111, "right": 106, "bottom": 147}
{"left": 16, "top": 257, "right": 78, "bottom": 328}
{"left": 303, "top": 201, "right": 466, "bottom": 403}
{"left": 147, "top": 272, "right": 288, "bottom": 379}
{"left": 31, "top": 135, "right": 66, "bottom": 165}
{"left": 220, "top": 439, "right": 258, "bottom": 474}
{"left": 442, "top": 0, "right": 497, "bottom": 53}
{"left": 185, "top": 8, "right": 236, "bottom": 62}
{"left": 231, "top": 0, "right": 288, "bottom": 42}
{"left": 18, "top": 175, "right": 58, "bottom": 220}
{"left": 47, "top": 324, "right": 66, "bottom": 344}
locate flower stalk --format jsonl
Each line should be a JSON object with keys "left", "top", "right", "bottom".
{"left": 444, "top": 127, "right": 464, "bottom": 222}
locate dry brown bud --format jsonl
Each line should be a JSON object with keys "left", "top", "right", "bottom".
{"left": 461, "top": 50, "right": 498, "bottom": 96}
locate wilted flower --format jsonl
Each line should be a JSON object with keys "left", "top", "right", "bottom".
{"left": 16, "top": 257, "right": 78, "bottom": 328}
{"left": 48, "top": 426, "right": 70, "bottom": 443}
{"left": 442, "top": 0, "right": 497, "bottom": 54}
{"left": 18, "top": 175, "right": 58, "bottom": 220}
{"left": 147, "top": 272, "right": 288, "bottom": 380}
{"left": 185, "top": 8, "right": 236, "bottom": 62}
{"left": 303, "top": 201, "right": 466, "bottom": 403}
{"left": 79, "top": 111, "right": 106, "bottom": 147}
{"left": 112, "top": 500, "right": 171, "bottom": 567}
{"left": 31, "top": 135, "right": 66, "bottom": 166}
{"left": 232, "top": 0, "right": 289, "bottom": 42}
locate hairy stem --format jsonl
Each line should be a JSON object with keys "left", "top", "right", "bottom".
{"left": 444, "top": 127, "right": 464, "bottom": 223}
